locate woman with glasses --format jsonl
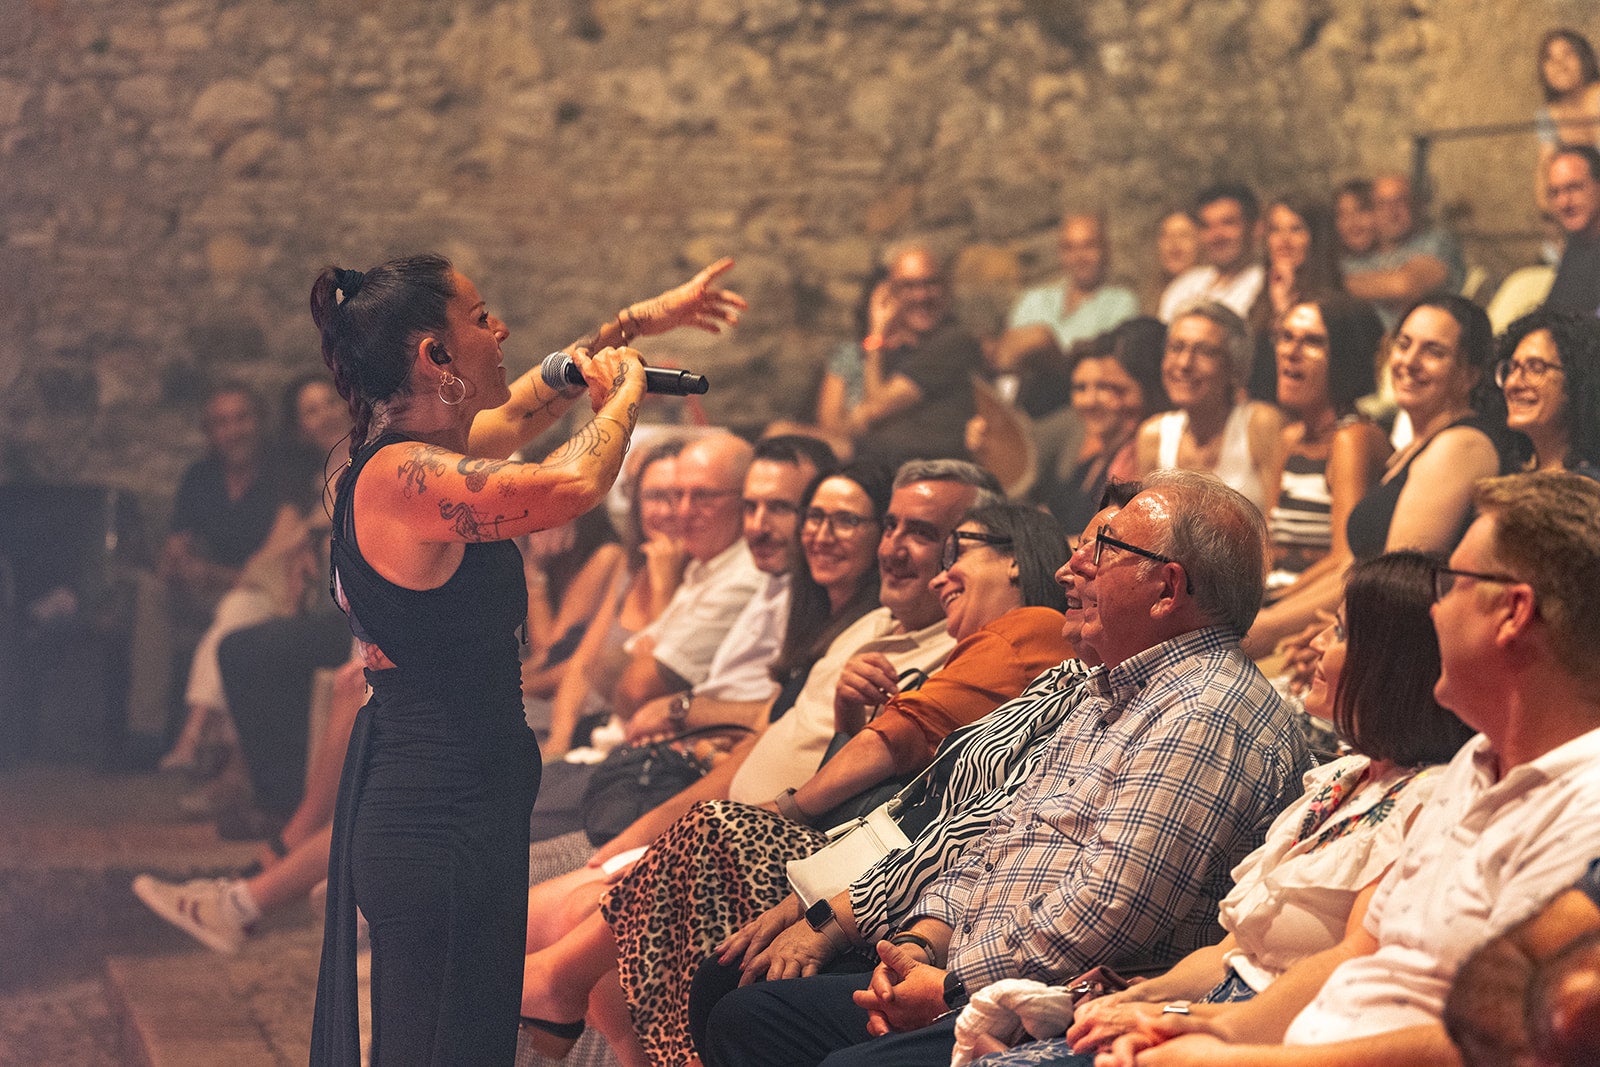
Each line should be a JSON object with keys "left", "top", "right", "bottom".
{"left": 952, "top": 551, "right": 1474, "bottom": 1067}
{"left": 517, "top": 502, "right": 1074, "bottom": 1065}
{"left": 1497, "top": 308, "right": 1600, "bottom": 480}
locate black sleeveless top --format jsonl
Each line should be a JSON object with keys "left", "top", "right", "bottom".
{"left": 1345, "top": 413, "right": 1514, "bottom": 560}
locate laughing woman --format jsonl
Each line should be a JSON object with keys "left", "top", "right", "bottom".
{"left": 305, "top": 255, "right": 743, "bottom": 1066}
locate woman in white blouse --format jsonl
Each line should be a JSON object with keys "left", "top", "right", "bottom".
{"left": 951, "top": 550, "right": 1476, "bottom": 1067}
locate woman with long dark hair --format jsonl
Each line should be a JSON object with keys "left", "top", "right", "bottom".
{"left": 305, "top": 254, "right": 742, "bottom": 1065}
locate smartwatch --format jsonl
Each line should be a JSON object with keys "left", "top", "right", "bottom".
{"left": 805, "top": 898, "right": 837, "bottom": 933}
{"left": 942, "top": 971, "right": 969, "bottom": 1011}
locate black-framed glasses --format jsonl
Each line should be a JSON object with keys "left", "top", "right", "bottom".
{"left": 1432, "top": 564, "right": 1522, "bottom": 602}
{"left": 803, "top": 507, "right": 877, "bottom": 536}
{"left": 1093, "top": 526, "right": 1194, "bottom": 594}
{"left": 1494, "top": 357, "right": 1566, "bottom": 388}
{"left": 940, "top": 530, "right": 1013, "bottom": 572}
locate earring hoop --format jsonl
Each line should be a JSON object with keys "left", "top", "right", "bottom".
{"left": 438, "top": 371, "right": 466, "bottom": 406}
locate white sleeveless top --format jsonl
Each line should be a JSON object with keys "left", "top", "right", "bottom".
{"left": 1155, "top": 403, "right": 1270, "bottom": 514}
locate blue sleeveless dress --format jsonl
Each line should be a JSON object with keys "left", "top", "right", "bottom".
{"left": 311, "top": 432, "right": 540, "bottom": 1065}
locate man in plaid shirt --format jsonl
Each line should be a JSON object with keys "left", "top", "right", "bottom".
{"left": 703, "top": 470, "right": 1310, "bottom": 1067}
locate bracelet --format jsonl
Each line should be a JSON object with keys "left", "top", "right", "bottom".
{"left": 773, "top": 787, "right": 811, "bottom": 825}
{"left": 861, "top": 335, "right": 885, "bottom": 352}
{"left": 591, "top": 414, "right": 632, "bottom": 441}
{"left": 886, "top": 929, "right": 938, "bottom": 966}
{"left": 617, "top": 307, "right": 638, "bottom": 344}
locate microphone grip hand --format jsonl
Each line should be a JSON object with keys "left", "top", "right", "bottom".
{"left": 541, "top": 352, "right": 708, "bottom": 396}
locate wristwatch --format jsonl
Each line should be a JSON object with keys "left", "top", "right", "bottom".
{"left": 805, "top": 898, "right": 837, "bottom": 933}
{"left": 668, "top": 691, "right": 691, "bottom": 732}
{"left": 942, "top": 971, "right": 969, "bottom": 1011}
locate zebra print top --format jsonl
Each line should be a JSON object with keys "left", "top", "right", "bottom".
{"left": 848, "top": 658, "right": 1090, "bottom": 943}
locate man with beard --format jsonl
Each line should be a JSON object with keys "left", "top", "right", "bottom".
{"left": 842, "top": 245, "right": 981, "bottom": 469}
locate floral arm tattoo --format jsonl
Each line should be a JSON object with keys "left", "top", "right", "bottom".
{"left": 397, "top": 446, "right": 528, "bottom": 541}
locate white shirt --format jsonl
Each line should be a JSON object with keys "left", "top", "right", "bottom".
{"left": 727, "top": 608, "right": 956, "bottom": 804}
{"left": 1157, "top": 264, "right": 1265, "bottom": 323}
{"left": 693, "top": 572, "right": 791, "bottom": 704}
{"left": 627, "top": 539, "right": 765, "bottom": 688}
{"left": 1285, "top": 725, "right": 1600, "bottom": 1045}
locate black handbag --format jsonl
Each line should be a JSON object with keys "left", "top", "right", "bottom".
{"left": 579, "top": 723, "right": 753, "bottom": 846}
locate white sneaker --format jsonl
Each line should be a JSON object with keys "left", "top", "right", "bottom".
{"left": 131, "top": 875, "right": 249, "bottom": 955}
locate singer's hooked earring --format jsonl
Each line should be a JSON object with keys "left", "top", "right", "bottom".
{"left": 438, "top": 370, "right": 466, "bottom": 406}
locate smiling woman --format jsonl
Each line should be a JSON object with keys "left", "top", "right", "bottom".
{"left": 303, "top": 254, "right": 745, "bottom": 1066}
{"left": 1496, "top": 308, "right": 1600, "bottom": 477}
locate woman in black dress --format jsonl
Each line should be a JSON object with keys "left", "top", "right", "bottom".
{"left": 306, "top": 254, "right": 743, "bottom": 1065}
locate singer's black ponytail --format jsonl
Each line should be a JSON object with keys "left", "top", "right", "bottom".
{"left": 309, "top": 254, "right": 456, "bottom": 470}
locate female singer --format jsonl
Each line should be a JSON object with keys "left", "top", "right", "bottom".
{"left": 306, "top": 254, "right": 743, "bottom": 1065}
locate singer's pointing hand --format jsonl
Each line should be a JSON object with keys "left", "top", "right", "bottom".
{"left": 626, "top": 257, "right": 747, "bottom": 336}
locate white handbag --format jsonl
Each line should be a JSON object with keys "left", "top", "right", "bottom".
{"left": 785, "top": 800, "right": 911, "bottom": 907}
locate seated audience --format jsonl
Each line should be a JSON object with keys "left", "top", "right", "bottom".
{"left": 1332, "top": 179, "right": 1378, "bottom": 262}
{"left": 1542, "top": 144, "right": 1600, "bottom": 315}
{"left": 1534, "top": 29, "right": 1600, "bottom": 213}
{"left": 1135, "top": 302, "right": 1284, "bottom": 515}
{"left": 1342, "top": 173, "right": 1466, "bottom": 329}
{"left": 518, "top": 505, "right": 623, "bottom": 701}
{"left": 1094, "top": 472, "right": 1600, "bottom": 1067}
{"left": 1158, "top": 184, "right": 1264, "bottom": 323}
{"left": 1244, "top": 197, "right": 1344, "bottom": 400}
{"left": 1242, "top": 297, "right": 1390, "bottom": 658}
{"left": 951, "top": 550, "right": 1473, "bottom": 1065}
{"left": 1034, "top": 318, "right": 1167, "bottom": 532}
{"left": 838, "top": 244, "right": 981, "bottom": 469}
{"left": 540, "top": 440, "right": 687, "bottom": 758}
{"left": 126, "top": 381, "right": 287, "bottom": 762}
{"left": 1446, "top": 856, "right": 1600, "bottom": 1067}
{"left": 1498, "top": 307, "right": 1600, "bottom": 477}
{"left": 993, "top": 214, "right": 1138, "bottom": 375}
{"left": 1154, "top": 211, "right": 1202, "bottom": 302}
{"left": 517, "top": 502, "right": 1075, "bottom": 1063}
{"left": 700, "top": 470, "right": 1310, "bottom": 1067}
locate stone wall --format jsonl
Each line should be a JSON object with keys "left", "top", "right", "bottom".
{"left": 2, "top": 0, "right": 1595, "bottom": 517}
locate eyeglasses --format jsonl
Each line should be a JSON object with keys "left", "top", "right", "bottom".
{"left": 940, "top": 530, "right": 1014, "bottom": 572}
{"left": 1093, "top": 526, "right": 1194, "bottom": 594}
{"left": 1164, "top": 339, "right": 1227, "bottom": 362}
{"left": 1432, "top": 564, "right": 1522, "bottom": 602}
{"left": 803, "top": 508, "right": 877, "bottom": 536}
{"left": 1494, "top": 357, "right": 1566, "bottom": 388}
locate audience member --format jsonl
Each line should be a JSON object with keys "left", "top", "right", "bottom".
{"left": 1155, "top": 211, "right": 1202, "bottom": 296}
{"left": 1332, "top": 179, "right": 1378, "bottom": 261}
{"left": 1157, "top": 184, "right": 1265, "bottom": 323}
{"left": 1106, "top": 471, "right": 1600, "bottom": 1067}
{"left": 1242, "top": 297, "right": 1390, "bottom": 658}
{"left": 955, "top": 550, "right": 1473, "bottom": 1066}
{"left": 701, "top": 470, "right": 1309, "bottom": 1067}
{"left": 1498, "top": 307, "right": 1600, "bottom": 477}
{"left": 517, "top": 503, "right": 1074, "bottom": 1064}
{"left": 1035, "top": 318, "right": 1167, "bottom": 532}
{"left": 609, "top": 433, "right": 763, "bottom": 720}
{"left": 1244, "top": 197, "right": 1344, "bottom": 400}
{"left": 517, "top": 506, "right": 623, "bottom": 701}
{"left": 993, "top": 214, "right": 1138, "bottom": 374}
{"left": 1542, "top": 144, "right": 1600, "bottom": 314}
{"left": 540, "top": 440, "right": 686, "bottom": 759}
{"left": 1534, "top": 29, "right": 1600, "bottom": 212}
{"left": 126, "top": 382, "right": 287, "bottom": 762}
{"left": 1135, "top": 303, "right": 1284, "bottom": 515}
{"left": 839, "top": 244, "right": 980, "bottom": 469}
{"left": 1343, "top": 173, "right": 1467, "bottom": 329}
{"left": 1345, "top": 295, "right": 1514, "bottom": 561}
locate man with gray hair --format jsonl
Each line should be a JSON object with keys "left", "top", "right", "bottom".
{"left": 704, "top": 469, "right": 1309, "bottom": 1067}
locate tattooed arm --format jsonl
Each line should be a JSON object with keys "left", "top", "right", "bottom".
{"left": 364, "top": 348, "right": 646, "bottom": 546}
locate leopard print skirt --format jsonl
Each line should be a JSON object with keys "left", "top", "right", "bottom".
{"left": 601, "top": 799, "right": 828, "bottom": 1067}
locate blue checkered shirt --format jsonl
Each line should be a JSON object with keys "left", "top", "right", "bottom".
{"left": 914, "top": 626, "right": 1309, "bottom": 990}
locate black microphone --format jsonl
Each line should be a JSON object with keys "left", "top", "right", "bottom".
{"left": 539, "top": 352, "right": 709, "bottom": 396}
